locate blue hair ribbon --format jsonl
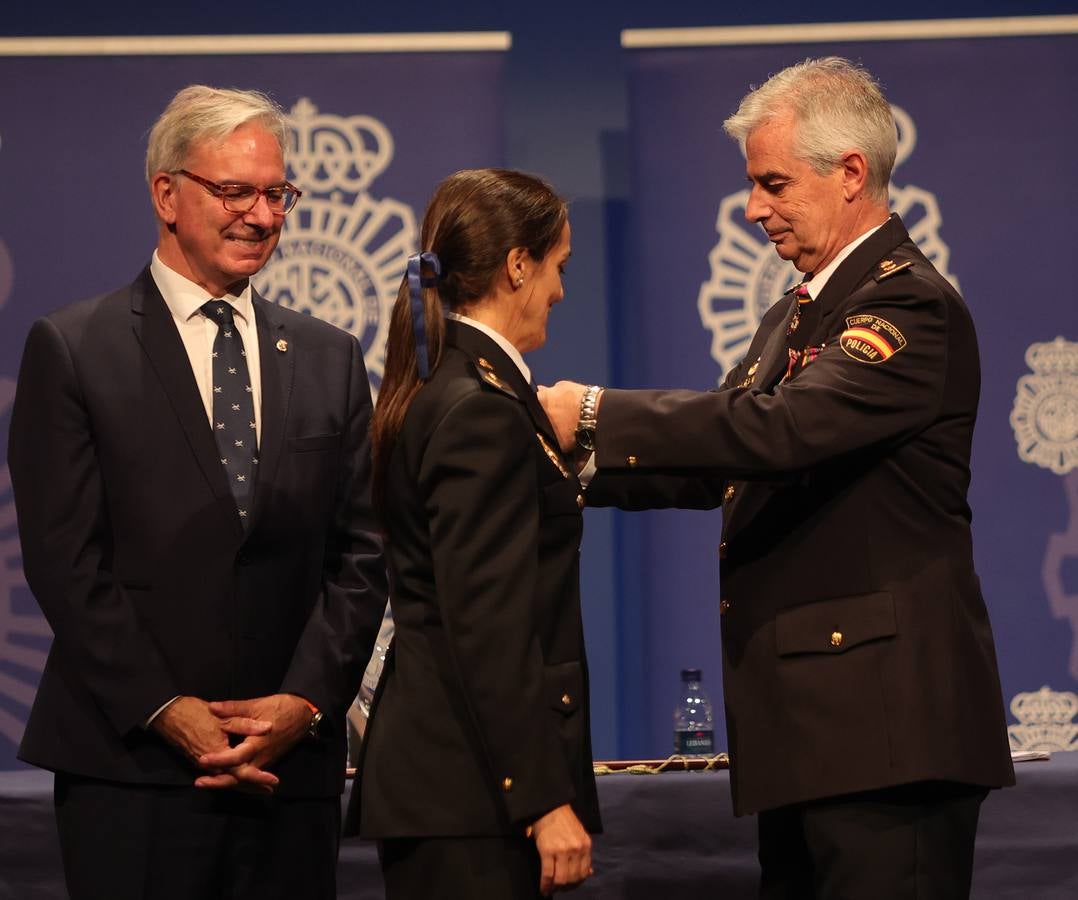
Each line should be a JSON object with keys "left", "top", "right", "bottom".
{"left": 406, "top": 251, "right": 441, "bottom": 379}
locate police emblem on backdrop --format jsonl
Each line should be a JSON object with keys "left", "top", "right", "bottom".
{"left": 0, "top": 376, "right": 46, "bottom": 756}
{"left": 698, "top": 105, "right": 959, "bottom": 383}
{"left": 0, "top": 127, "right": 32, "bottom": 761}
{"left": 256, "top": 99, "right": 418, "bottom": 394}
{"left": 1012, "top": 336, "right": 1078, "bottom": 679}
{"left": 1011, "top": 336, "right": 1078, "bottom": 476}
{"left": 1006, "top": 685, "right": 1078, "bottom": 752}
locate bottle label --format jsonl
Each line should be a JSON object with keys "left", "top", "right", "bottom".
{"left": 674, "top": 730, "right": 715, "bottom": 754}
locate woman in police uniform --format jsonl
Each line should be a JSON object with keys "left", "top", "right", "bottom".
{"left": 348, "top": 169, "right": 598, "bottom": 898}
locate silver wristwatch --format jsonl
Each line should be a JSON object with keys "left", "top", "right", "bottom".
{"left": 575, "top": 385, "right": 603, "bottom": 452}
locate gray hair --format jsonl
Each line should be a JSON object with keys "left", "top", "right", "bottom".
{"left": 723, "top": 57, "right": 897, "bottom": 201}
{"left": 145, "top": 85, "right": 288, "bottom": 185}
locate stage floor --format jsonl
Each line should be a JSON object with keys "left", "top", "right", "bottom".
{"left": 2, "top": 752, "right": 1075, "bottom": 898}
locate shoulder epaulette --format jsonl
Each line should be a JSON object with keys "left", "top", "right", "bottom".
{"left": 873, "top": 258, "right": 914, "bottom": 283}
{"left": 469, "top": 357, "right": 518, "bottom": 399}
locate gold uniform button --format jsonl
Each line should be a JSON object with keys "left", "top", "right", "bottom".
{"left": 502, "top": 777, "right": 513, "bottom": 792}
{"left": 723, "top": 485, "right": 735, "bottom": 503}
{"left": 626, "top": 455, "right": 638, "bottom": 468}
{"left": 830, "top": 631, "right": 843, "bottom": 648}
{"left": 719, "top": 599, "right": 731, "bottom": 615}
{"left": 561, "top": 693, "right": 572, "bottom": 706}
{"left": 718, "top": 541, "right": 728, "bottom": 559}
{"left": 576, "top": 494, "right": 585, "bottom": 509}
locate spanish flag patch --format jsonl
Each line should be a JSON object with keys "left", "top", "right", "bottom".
{"left": 840, "top": 314, "right": 907, "bottom": 364}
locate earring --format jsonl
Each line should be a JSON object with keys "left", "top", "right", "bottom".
{"left": 515, "top": 276, "right": 524, "bottom": 287}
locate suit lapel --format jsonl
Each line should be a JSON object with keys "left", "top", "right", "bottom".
{"left": 130, "top": 268, "right": 241, "bottom": 534}
{"left": 248, "top": 294, "right": 294, "bottom": 528}
{"left": 521, "top": 381, "right": 561, "bottom": 450}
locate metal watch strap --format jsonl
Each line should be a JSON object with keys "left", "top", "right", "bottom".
{"left": 575, "top": 384, "right": 603, "bottom": 451}
{"left": 306, "top": 709, "right": 324, "bottom": 741}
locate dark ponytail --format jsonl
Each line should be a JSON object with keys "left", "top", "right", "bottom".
{"left": 370, "top": 168, "right": 567, "bottom": 515}
{"left": 370, "top": 263, "right": 446, "bottom": 511}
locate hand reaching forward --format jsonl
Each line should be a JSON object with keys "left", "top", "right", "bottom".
{"left": 194, "top": 693, "right": 312, "bottom": 792}
{"left": 537, "top": 381, "right": 588, "bottom": 453}
{"left": 151, "top": 695, "right": 277, "bottom": 792}
{"left": 530, "top": 803, "right": 593, "bottom": 894}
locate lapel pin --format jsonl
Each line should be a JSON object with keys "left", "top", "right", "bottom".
{"left": 276, "top": 338, "right": 288, "bottom": 353}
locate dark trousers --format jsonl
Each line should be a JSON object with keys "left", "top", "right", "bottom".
{"left": 54, "top": 772, "right": 340, "bottom": 900}
{"left": 380, "top": 835, "right": 543, "bottom": 900}
{"left": 757, "top": 781, "right": 988, "bottom": 900}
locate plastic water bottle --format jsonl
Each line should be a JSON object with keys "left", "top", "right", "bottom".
{"left": 673, "top": 667, "right": 715, "bottom": 755}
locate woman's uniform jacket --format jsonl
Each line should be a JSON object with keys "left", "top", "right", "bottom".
{"left": 349, "top": 319, "right": 601, "bottom": 837}
{"left": 588, "top": 215, "right": 1015, "bottom": 817}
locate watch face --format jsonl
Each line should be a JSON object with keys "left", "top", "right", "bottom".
{"left": 576, "top": 427, "right": 596, "bottom": 451}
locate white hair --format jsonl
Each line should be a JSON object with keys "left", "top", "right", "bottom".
{"left": 723, "top": 57, "right": 897, "bottom": 201}
{"left": 145, "top": 85, "right": 287, "bottom": 185}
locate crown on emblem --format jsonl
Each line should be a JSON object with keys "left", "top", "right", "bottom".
{"left": 286, "top": 98, "right": 394, "bottom": 196}
{"left": 1007, "top": 685, "right": 1078, "bottom": 752}
{"left": 1025, "top": 336, "right": 1078, "bottom": 376}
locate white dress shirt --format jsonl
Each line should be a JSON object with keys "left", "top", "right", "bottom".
{"left": 149, "top": 251, "right": 263, "bottom": 445}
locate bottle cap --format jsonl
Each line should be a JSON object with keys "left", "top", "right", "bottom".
{"left": 680, "top": 667, "right": 702, "bottom": 682}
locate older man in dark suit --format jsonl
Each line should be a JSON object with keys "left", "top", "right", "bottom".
{"left": 8, "top": 85, "right": 387, "bottom": 900}
{"left": 541, "top": 58, "right": 1014, "bottom": 899}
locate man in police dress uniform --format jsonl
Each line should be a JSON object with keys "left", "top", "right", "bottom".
{"left": 541, "top": 57, "right": 1014, "bottom": 898}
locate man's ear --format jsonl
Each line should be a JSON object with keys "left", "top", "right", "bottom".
{"left": 151, "top": 171, "right": 179, "bottom": 226}
{"left": 840, "top": 149, "right": 870, "bottom": 201}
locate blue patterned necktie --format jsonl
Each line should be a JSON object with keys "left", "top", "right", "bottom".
{"left": 201, "top": 300, "right": 257, "bottom": 526}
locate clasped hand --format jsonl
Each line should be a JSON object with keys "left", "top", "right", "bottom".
{"left": 152, "top": 693, "right": 311, "bottom": 794}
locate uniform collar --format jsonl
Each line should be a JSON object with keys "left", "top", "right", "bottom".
{"left": 800, "top": 220, "right": 886, "bottom": 301}
{"left": 445, "top": 311, "right": 532, "bottom": 385}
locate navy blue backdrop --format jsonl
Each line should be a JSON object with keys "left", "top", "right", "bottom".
{"left": 1, "top": 4, "right": 1077, "bottom": 768}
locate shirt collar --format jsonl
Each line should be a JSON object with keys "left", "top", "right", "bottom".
{"left": 446, "top": 312, "right": 532, "bottom": 385}
{"left": 150, "top": 250, "right": 254, "bottom": 324}
{"left": 800, "top": 220, "right": 885, "bottom": 300}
